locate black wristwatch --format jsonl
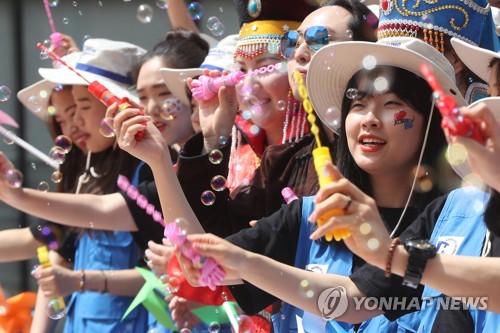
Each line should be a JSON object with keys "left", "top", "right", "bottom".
{"left": 402, "top": 238, "right": 437, "bottom": 289}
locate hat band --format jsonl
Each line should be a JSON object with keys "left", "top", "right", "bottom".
{"left": 75, "top": 63, "right": 134, "bottom": 85}
{"left": 200, "top": 64, "right": 224, "bottom": 71}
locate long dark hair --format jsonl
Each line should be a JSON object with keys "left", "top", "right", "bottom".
{"left": 335, "top": 66, "right": 447, "bottom": 211}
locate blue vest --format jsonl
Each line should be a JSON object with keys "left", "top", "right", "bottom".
{"left": 396, "top": 188, "right": 493, "bottom": 332}
{"left": 272, "top": 196, "right": 398, "bottom": 333}
{"left": 63, "top": 167, "right": 148, "bottom": 333}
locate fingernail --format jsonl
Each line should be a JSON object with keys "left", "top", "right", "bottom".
{"left": 122, "top": 134, "right": 133, "bottom": 147}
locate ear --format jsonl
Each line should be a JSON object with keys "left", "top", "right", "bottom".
{"left": 445, "top": 50, "right": 465, "bottom": 75}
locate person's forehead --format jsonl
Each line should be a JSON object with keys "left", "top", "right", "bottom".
{"left": 299, "top": 6, "right": 353, "bottom": 31}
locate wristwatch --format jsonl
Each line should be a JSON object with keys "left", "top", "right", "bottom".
{"left": 402, "top": 238, "right": 437, "bottom": 289}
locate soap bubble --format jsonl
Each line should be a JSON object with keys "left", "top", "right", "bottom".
{"left": 4, "top": 169, "right": 23, "bottom": 188}
{"left": 99, "top": 118, "right": 116, "bottom": 138}
{"left": 137, "top": 4, "right": 154, "bottom": 23}
{"left": 210, "top": 175, "right": 227, "bottom": 191}
{"left": 160, "top": 274, "right": 181, "bottom": 293}
{"left": 276, "top": 100, "right": 286, "bottom": 111}
{"left": 208, "top": 322, "right": 221, "bottom": 333}
{"left": 208, "top": 149, "right": 223, "bottom": 164}
{"left": 62, "top": 17, "right": 69, "bottom": 25}
{"left": 2, "top": 131, "right": 15, "bottom": 145}
{"left": 49, "top": 146, "right": 66, "bottom": 165}
{"left": 48, "top": 0, "right": 59, "bottom": 7}
{"left": 38, "top": 181, "right": 50, "bottom": 192}
{"left": 237, "top": 315, "right": 255, "bottom": 333}
{"left": 156, "top": 0, "right": 169, "bottom": 9}
{"left": 0, "top": 85, "right": 12, "bottom": 102}
{"left": 46, "top": 299, "right": 66, "bottom": 320}
{"left": 188, "top": 2, "right": 203, "bottom": 20}
{"left": 210, "top": 22, "right": 225, "bottom": 36}
{"left": 51, "top": 170, "right": 63, "bottom": 184}
{"left": 201, "top": 190, "right": 216, "bottom": 206}
{"left": 55, "top": 135, "right": 72, "bottom": 153}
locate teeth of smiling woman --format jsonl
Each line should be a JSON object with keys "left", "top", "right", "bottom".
{"left": 362, "top": 138, "right": 385, "bottom": 144}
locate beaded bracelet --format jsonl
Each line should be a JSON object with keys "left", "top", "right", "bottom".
{"left": 385, "top": 237, "right": 401, "bottom": 278}
{"left": 79, "top": 269, "right": 86, "bottom": 291}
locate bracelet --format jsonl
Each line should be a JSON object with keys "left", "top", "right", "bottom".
{"left": 100, "top": 270, "right": 108, "bottom": 294}
{"left": 79, "top": 269, "right": 86, "bottom": 291}
{"left": 385, "top": 237, "right": 400, "bottom": 278}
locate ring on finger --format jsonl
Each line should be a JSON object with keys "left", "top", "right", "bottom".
{"left": 343, "top": 195, "right": 352, "bottom": 212}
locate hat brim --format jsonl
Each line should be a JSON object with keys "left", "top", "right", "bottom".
{"left": 17, "top": 79, "right": 59, "bottom": 120}
{"left": 159, "top": 68, "right": 203, "bottom": 106}
{"left": 449, "top": 97, "right": 500, "bottom": 183}
{"left": 307, "top": 41, "right": 466, "bottom": 134}
{"left": 38, "top": 66, "right": 140, "bottom": 105}
{"left": 451, "top": 38, "right": 499, "bottom": 82}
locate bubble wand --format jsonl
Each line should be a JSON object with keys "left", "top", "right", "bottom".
{"left": 42, "top": 0, "right": 63, "bottom": 47}
{"left": 37, "top": 246, "right": 66, "bottom": 319}
{"left": 293, "top": 70, "right": 350, "bottom": 242}
{"left": 191, "top": 62, "right": 285, "bottom": 101}
{"left": 420, "top": 63, "right": 485, "bottom": 144}
{"left": 37, "top": 43, "right": 145, "bottom": 141}
{"left": 0, "top": 110, "right": 59, "bottom": 170}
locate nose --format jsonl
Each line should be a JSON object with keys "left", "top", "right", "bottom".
{"left": 145, "top": 97, "right": 159, "bottom": 118}
{"left": 361, "top": 110, "right": 381, "bottom": 129}
{"left": 294, "top": 40, "right": 312, "bottom": 66}
{"left": 73, "top": 108, "right": 84, "bottom": 128}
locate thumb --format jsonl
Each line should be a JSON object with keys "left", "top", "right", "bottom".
{"left": 218, "top": 86, "right": 238, "bottom": 119}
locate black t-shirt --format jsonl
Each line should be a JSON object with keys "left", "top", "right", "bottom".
{"left": 226, "top": 198, "right": 420, "bottom": 315}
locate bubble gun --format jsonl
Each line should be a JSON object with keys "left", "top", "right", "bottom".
{"left": 293, "top": 70, "right": 350, "bottom": 242}
{"left": 164, "top": 222, "right": 225, "bottom": 291}
{"left": 37, "top": 246, "right": 66, "bottom": 316}
{"left": 37, "top": 43, "right": 145, "bottom": 141}
{"left": 420, "top": 63, "right": 485, "bottom": 144}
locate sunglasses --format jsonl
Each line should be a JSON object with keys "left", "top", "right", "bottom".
{"left": 280, "top": 26, "right": 348, "bottom": 58}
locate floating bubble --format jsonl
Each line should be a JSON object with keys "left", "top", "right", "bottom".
{"left": 237, "top": 315, "right": 255, "bottom": 333}
{"left": 221, "top": 290, "right": 230, "bottom": 301}
{"left": 447, "top": 143, "right": 467, "bottom": 165}
{"left": 219, "top": 6, "right": 223, "bottom": 12}
{"left": 421, "top": 14, "right": 435, "bottom": 29}
{"left": 55, "top": 135, "right": 73, "bottom": 153}
{"left": 461, "top": 173, "right": 484, "bottom": 189}
{"left": 160, "top": 274, "right": 181, "bottom": 293}
{"left": 374, "top": 76, "right": 389, "bottom": 93}
{"left": 217, "top": 136, "right": 227, "bottom": 146}
{"left": 39, "top": 50, "right": 49, "bottom": 60}
{"left": 211, "top": 175, "right": 227, "bottom": 191}
{"left": 362, "top": 55, "right": 377, "bottom": 70}
{"left": 147, "top": 329, "right": 157, "bottom": 333}
{"left": 188, "top": 2, "right": 203, "bottom": 20}
{"left": 78, "top": 10, "right": 83, "bottom": 16}
{"left": 43, "top": 39, "right": 52, "bottom": 50}
{"left": 123, "top": 0, "right": 132, "bottom": 2}
{"left": 72, "top": 1, "right": 78, "bottom": 6}
{"left": 27, "top": 95, "right": 43, "bottom": 113}
{"left": 201, "top": 190, "right": 216, "bottom": 206}
{"left": 249, "top": 124, "right": 260, "bottom": 135}
{"left": 209, "top": 322, "right": 221, "bottom": 333}
{"left": 161, "top": 98, "right": 183, "bottom": 120}
{"left": 38, "top": 181, "right": 50, "bottom": 192}
{"left": 0, "top": 85, "right": 12, "bottom": 102}
{"left": 241, "top": 110, "right": 252, "bottom": 120}
{"left": 47, "top": 106, "right": 56, "bottom": 115}
{"left": 2, "top": 131, "right": 15, "bottom": 145}
{"left": 48, "top": 0, "right": 59, "bottom": 6}
{"left": 208, "top": 149, "right": 223, "bottom": 164}
{"left": 137, "top": 4, "right": 154, "bottom": 23}
{"left": 62, "top": 17, "right": 69, "bottom": 25}
{"left": 412, "top": 164, "right": 434, "bottom": 193}
{"left": 49, "top": 146, "right": 66, "bottom": 165}
{"left": 31, "top": 163, "right": 37, "bottom": 170}
{"left": 179, "top": 329, "right": 192, "bottom": 333}
{"left": 83, "top": 34, "right": 92, "bottom": 42}
{"left": 174, "top": 217, "right": 189, "bottom": 235}
{"left": 4, "top": 169, "right": 23, "bottom": 188}
{"left": 31, "top": 265, "right": 41, "bottom": 279}
{"left": 46, "top": 299, "right": 66, "bottom": 320}
{"left": 206, "top": 16, "right": 220, "bottom": 30}
{"left": 346, "top": 29, "right": 353, "bottom": 39}
{"left": 98, "top": 1, "right": 103, "bottom": 6}
{"left": 276, "top": 100, "right": 286, "bottom": 111}
{"left": 99, "top": 118, "right": 116, "bottom": 138}
{"left": 39, "top": 89, "right": 49, "bottom": 99}
{"left": 156, "top": 0, "right": 169, "bottom": 9}
{"left": 345, "top": 88, "right": 359, "bottom": 100}
{"left": 210, "top": 22, "right": 225, "bottom": 37}
{"left": 367, "top": 238, "right": 380, "bottom": 251}
{"left": 51, "top": 170, "right": 63, "bottom": 183}
{"left": 278, "top": 61, "right": 288, "bottom": 73}
{"left": 359, "top": 222, "right": 371, "bottom": 235}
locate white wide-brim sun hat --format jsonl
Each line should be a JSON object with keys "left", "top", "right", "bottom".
{"left": 160, "top": 34, "right": 239, "bottom": 106}
{"left": 307, "top": 37, "right": 466, "bottom": 134}
{"left": 17, "top": 52, "right": 82, "bottom": 120}
{"left": 39, "top": 38, "right": 146, "bottom": 106}
{"left": 448, "top": 96, "right": 500, "bottom": 184}
{"left": 451, "top": 37, "right": 499, "bottom": 83}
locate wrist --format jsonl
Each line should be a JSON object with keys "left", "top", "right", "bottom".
{"left": 202, "top": 136, "right": 220, "bottom": 155}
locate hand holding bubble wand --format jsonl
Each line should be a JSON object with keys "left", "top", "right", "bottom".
{"left": 293, "top": 70, "right": 350, "bottom": 242}
{"left": 37, "top": 246, "right": 66, "bottom": 319}
{"left": 42, "top": 0, "right": 63, "bottom": 47}
{"left": 164, "top": 221, "right": 225, "bottom": 291}
{"left": 191, "top": 62, "right": 285, "bottom": 101}
{"left": 0, "top": 109, "right": 59, "bottom": 170}
{"left": 37, "top": 43, "right": 146, "bottom": 141}
{"left": 420, "top": 63, "right": 485, "bottom": 144}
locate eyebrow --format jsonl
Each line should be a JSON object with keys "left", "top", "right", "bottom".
{"left": 137, "top": 83, "right": 170, "bottom": 92}
{"left": 63, "top": 104, "right": 77, "bottom": 114}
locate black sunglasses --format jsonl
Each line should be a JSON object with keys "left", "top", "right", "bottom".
{"left": 280, "top": 26, "right": 349, "bottom": 58}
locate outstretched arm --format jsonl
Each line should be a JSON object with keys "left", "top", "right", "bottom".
{"left": 165, "top": 0, "right": 199, "bottom": 32}
{"left": 0, "top": 228, "right": 41, "bottom": 262}
{"left": 0, "top": 152, "right": 137, "bottom": 231}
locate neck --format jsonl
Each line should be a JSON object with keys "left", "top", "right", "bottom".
{"left": 369, "top": 172, "right": 413, "bottom": 208}
{"left": 265, "top": 124, "right": 283, "bottom": 146}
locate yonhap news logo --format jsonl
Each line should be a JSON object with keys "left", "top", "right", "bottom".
{"left": 317, "top": 287, "right": 349, "bottom": 319}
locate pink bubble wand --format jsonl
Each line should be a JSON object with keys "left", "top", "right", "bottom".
{"left": 42, "top": 0, "right": 62, "bottom": 47}
{"left": 191, "top": 62, "right": 285, "bottom": 101}
{"left": 164, "top": 223, "right": 225, "bottom": 291}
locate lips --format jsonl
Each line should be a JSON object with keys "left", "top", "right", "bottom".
{"left": 248, "top": 98, "right": 271, "bottom": 106}
{"left": 73, "top": 133, "right": 89, "bottom": 146}
{"left": 154, "top": 121, "right": 167, "bottom": 132}
{"left": 358, "top": 134, "right": 386, "bottom": 152}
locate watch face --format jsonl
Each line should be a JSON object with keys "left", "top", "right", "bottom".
{"left": 406, "top": 238, "right": 436, "bottom": 251}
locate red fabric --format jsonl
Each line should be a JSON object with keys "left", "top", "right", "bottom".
{"left": 167, "top": 255, "right": 234, "bottom": 306}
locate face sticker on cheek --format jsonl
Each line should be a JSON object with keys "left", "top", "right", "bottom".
{"left": 393, "top": 109, "right": 415, "bottom": 129}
